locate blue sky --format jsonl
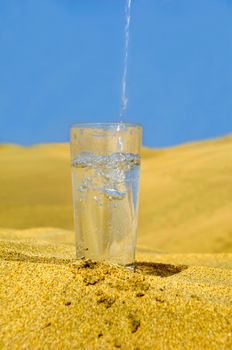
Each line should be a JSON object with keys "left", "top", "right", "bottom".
{"left": 0, "top": 0, "right": 232, "bottom": 147}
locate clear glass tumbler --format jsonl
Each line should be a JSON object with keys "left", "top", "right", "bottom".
{"left": 70, "top": 122, "right": 142, "bottom": 267}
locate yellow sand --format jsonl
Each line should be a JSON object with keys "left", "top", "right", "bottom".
{"left": 1, "top": 136, "right": 232, "bottom": 348}
{"left": 0, "top": 229, "right": 232, "bottom": 349}
{"left": 0, "top": 135, "right": 232, "bottom": 253}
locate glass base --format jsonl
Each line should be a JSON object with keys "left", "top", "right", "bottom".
{"left": 123, "top": 263, "right": 135, "bottom": 271}
{"left": 76, "top": 254, "right": 135, "bottom": 270}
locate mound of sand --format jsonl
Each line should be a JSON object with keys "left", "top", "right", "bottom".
{"left": 1, "top": 229, "right": 232, "bottom": 349}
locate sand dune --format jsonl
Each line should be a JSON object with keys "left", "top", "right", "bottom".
{"left": 0, "top": 135, "right": 232, "bottom": 253}
{"left": 1, "top": 137, "right": 232, "bottom": 348}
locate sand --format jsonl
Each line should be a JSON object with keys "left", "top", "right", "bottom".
{"left": 1, "top": 229, "right": 232, "bottom": 349}
{"left": 0, "top": 135, "right": 232, "bottom": 253}
{"left": 1, "top": 137, "right": 232, "bottom": 348}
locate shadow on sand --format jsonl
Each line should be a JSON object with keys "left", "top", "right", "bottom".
{"left": 135, "top": 261, "right": 188, "bottom": 277}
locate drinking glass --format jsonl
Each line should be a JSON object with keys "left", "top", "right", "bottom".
{"left": 70, "top": 122, "right": 142, "bottom": 267}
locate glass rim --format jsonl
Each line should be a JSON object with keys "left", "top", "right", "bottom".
{"left": 70, "top": 122, "right": 142, "bottom": 129}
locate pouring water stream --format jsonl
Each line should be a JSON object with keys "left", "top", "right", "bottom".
{"left": 120, "top": 0, "right": 132, "bottom": 119}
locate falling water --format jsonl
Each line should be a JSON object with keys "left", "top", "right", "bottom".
{"left": 120, "top": 0, "right": 132, "bottom": 118}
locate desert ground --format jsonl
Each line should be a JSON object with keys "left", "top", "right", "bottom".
{"left": 0, "top": 135, "right": 232, "bottom": 349}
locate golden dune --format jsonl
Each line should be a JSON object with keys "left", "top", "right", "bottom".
{"left": 0, "top": 135, "right": 232, "bottom": 253}
{"left": 1, "top": 136, "right": 232, "bottom": 348}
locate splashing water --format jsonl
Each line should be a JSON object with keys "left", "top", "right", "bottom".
{"left": 120, "top": 0, "right": 132, "bottom": 118}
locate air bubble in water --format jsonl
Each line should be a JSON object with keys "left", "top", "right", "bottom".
{"left": 102, "top": 188, "right": 126, "bottom": 200}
